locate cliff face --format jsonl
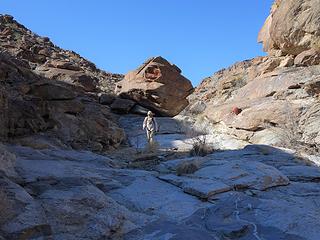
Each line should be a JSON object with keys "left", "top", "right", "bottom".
{"left": 181, "top": 0, "right": 320, "bottom": 152}
{"left": 258, "top": 0, "right": 320, "bottom": 57}
{"left": 0, "top": 15, "right": 125, "bottom": 150}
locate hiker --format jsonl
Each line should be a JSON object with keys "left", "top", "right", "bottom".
{"left": 143, "top": 111, "right": 158, "bottom": 144}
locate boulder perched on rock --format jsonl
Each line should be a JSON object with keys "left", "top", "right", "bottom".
{"left": 115, "top": 56, "right": 193, "bottom": 117}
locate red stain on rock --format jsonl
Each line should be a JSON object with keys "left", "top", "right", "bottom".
{"left": 232, "top": 107, "right": 242, "bottom": 115}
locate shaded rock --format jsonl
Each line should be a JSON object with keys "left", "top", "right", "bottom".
{"left": 69, "top": 73, "right": 98, "bottom": 92}
{"left": 29, "top": 83, "right": 76, "bottom": 100}
{"left": 159, "top": 158, "right": 290, "bottom": 197}
{"left": 159, "top": 174, "right": 231, "bottom": 199}
{"left": 111, "top": 98, "right": 136, "bottom": 114}
{"left": 130, "top": 104, "right": 150, "bottom": 115}
{"left": 279, "top": 165, "right": 320, "bottom": 182}
{"left": 115, "top": 56, "right": 193, "bottom": 116}
{"left": 0, "top": 17, "right": 126, "bottom": 150}
{"left": 186, "top": 190, "right": 318, "bottom": 240}
{"left": 48, "top": 99, "right": 85, "bottom": 114}
{"left": 0, "top": 144, "right": 17, "bottom": 177}
{"left": 109, "top": 174, "right": 208, "bottom": 221}
{"left": 0, "top": 176, "right": 52, "bottom": 240}
{"left": 98, "top": 93, "right": 115, "bottom": 105}
{"left": 194, "top": 160, "right": 290, "bottom": 191}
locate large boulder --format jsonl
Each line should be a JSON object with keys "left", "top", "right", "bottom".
{"left": 258, "top": 0, "right": 320, "bottom": 56}
{"left": 115, "top": 56, "right": 193, "bottom": 117}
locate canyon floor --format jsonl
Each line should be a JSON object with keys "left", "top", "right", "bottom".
{"left": 2, "top": 115, "right": 320, "bottom": 240}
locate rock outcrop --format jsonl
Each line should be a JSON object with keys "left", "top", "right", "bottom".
{"left": 258, "top": 0, "right": 320, "bottom": 57}
{"left": 0, "top": 14, "right": 124, "bottom": 93}
{"left": 1, "top": 122, "right": 320, "bottom": 240}
{"left": 181, "top": 1, "right": 320, "bottom": 152}
{"left": 115, "top": 56, "right": 193, "bottom": 116}
{"left": 0, "top": 15, "right": 125, "bottom": 150}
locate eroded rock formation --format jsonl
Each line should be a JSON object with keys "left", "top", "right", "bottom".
{"left": 181, "top": 1, "right": 320, "bottom": 151}
{"left": 258, "top": 0, "right": 320, "bottom": 57}
{"left": 115, "top": 56, "right": 193, "bottom": 116}
{"left": 0, "top": 15, "right": 125, "bottom": 150}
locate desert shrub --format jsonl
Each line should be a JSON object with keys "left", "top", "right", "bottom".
{"left": 176, "top": 161, "right": 200, "bottom": 176}
{"left": 180, "top": 115, "right": 216, "bottom": 156}
{"left": 189, "top": 134, "right": 212, "bottom": 157}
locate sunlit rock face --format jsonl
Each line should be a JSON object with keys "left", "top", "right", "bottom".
{"left": 115, "top": 56, "right": 194, "bottom": 117}
{"left": 258, "top": 0, "right": 320, "bottom": 57}
{"left": 181, "top": 0, "right": 320, "bottom": 150}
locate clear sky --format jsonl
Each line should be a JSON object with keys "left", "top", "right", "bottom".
{"left": 1, "top": 1, "right": 274, "bottom": 86}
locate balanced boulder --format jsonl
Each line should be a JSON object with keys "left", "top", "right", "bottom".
{"left": 115, "top": 56, "right": 193, "bottom": 117}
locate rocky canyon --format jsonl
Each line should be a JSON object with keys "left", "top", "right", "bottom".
{"left": 0, "top": 0, "right": 320, "bottom": 239}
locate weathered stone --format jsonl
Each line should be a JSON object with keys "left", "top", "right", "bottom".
{"left": 70, "top": 73, "right": 98, "bottom": 92}
{"left": 279, "top": 55, "right": 294, "bottom": 67}
{"left": 294, "top": 49, "right": 320, "bottom": 66}
{"left": 45, "top": 60, "right": 81, "bottom": 71}
{"left": 29, "top": 83, "right": 77, "bottom": 100}
{"left": 130, "top": 104, "right": 150, "bottom": 115}
{"left": 259, "top": 0, "right": 320, "bottom": 56}
{"left": 0, "top": 16, "right": 126, "bottom": 150}
{"left": 0, "top": 144, "right": 16, "bottom": 177}
{"left": 115, "top": 56, "right": 193, "bottom": 116}
{"left": 98, "top": 93, "right": 115, "bottom": 105}
{"left": 159, "top": 174, "right": 231, "bottom": 199}
{"left": 0, "top": 176, "right": 52, "bottom": 240}
{"left": 110, "top": 98, "right": 136, "bottom": 113}
{"left": 279, "top": 165, "right": 320, "bottom": 182}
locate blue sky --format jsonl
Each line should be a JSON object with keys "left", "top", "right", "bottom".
{"left": 1, "top": 1, "right": 273, "bottom": 86}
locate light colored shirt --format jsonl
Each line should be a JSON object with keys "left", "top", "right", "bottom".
{"left": 143, "top": 116, "right": 158, "bottom": 132}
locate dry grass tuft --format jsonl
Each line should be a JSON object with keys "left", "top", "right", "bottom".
{"left": 176, "top": 161, "right": 200, "bottom": 176}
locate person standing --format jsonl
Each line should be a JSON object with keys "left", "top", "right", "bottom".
{"left": 143, "top": 111, "right": 158, "bottom": 144}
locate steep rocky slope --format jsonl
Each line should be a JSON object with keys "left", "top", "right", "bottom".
{"left": 181, "top": 0, "right": 320, "bottom": 153}
{"left": 0, "top": 14, "right": 125, "bottom": 150}
{"left": 0, "top": 14, "right": 123, "bottom": 93}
